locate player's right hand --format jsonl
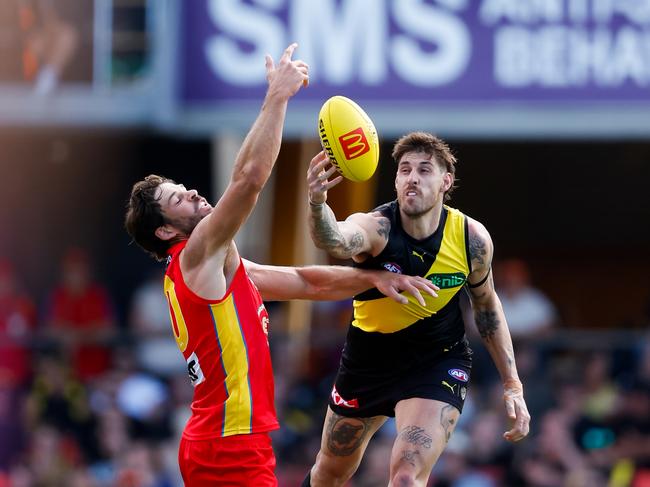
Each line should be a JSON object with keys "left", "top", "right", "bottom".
{"left": 265, "top": 43, "right": 309, "bottom": 99}
{"left": 307, "top": 150, "right": 343, "bottom": 206}
{"left": 372, "top": 273, "right": 439, "bottom": 306}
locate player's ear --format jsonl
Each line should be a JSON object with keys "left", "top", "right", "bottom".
{"left": 442, "top": 172, "right": 453, "bottom": 192}
{"left": 155, "top": 224, "right": 178, "bottom": 241}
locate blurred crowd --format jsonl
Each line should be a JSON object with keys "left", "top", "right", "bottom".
{"left": 0, "top": 248, "right": 649, "bottom": 487}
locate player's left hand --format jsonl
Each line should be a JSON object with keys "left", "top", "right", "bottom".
{"left": 307, "top": 150, "right": 343, "bottom": 205}
{"left": 372, "top": 272, "right": 439, "bottom": 306}
{"left": 502, "top": 379, "right": 530, "bottom": 442}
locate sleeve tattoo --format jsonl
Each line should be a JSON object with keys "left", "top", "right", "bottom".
{"left": 475, "top": 309, "right": 499, "bottom": 340}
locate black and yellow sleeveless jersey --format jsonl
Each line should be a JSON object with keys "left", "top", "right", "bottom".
{"left": 347, "top": 201, "right": 471, "bottom": 366}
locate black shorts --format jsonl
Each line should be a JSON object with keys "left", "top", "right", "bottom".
{"left": 328, "top": 341, "right": 472, "bottom": 418}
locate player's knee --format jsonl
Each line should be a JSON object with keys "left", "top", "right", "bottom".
{"left": 312, "top": 449, "right": 358, "bottom": 484}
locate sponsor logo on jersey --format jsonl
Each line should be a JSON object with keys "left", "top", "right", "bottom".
{"left": 441, "top": 380, "right": 457, "bottom": 395}
{"left": 339, "top": 127, "right": 370, "bottom": 160}
{"left": 187, "top": 352, "right": 205, "bottom": 386}
{"left": 448, "top": 369, "right": 469, "bottom": 382}
{"left": 411, "top": 250, "right": 426, "bottom": 263}
{"left": 382, "top": 262, "right": 402, "bottom": 274}
{"left": 425, "top": 272, "right": 466, "bottom": 289}
{"left": 331, "top": 385, "right": 359, "bottom": 409}
{"left": 257, "top": 304, "right": 270, "bottom": 337}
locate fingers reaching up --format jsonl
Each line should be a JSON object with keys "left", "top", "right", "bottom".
{"left": 265, "top": 42, "right": 309, "bottom": 98}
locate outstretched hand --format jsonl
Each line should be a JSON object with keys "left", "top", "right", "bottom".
{"left": 502, "top": 379, "right": 531, "bottom": 442}
{"left": 265, "top": 43, "right": 309, "bottom": 99}
{"left": 371, "top": 272, "right": 439, "bottom": 306}
{"left": 307, "top": 150, "right": 344, "bottom": 205}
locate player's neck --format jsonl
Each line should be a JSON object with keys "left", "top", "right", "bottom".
{"left": 400, "top": 203, "right": 443, "bottom": 240}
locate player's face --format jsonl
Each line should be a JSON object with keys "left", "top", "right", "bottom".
{"left": 395, "top": 152, "right": 451, "bottom": 217}
{"left": 156, "top": 182, "right": 212, "bottom": 235}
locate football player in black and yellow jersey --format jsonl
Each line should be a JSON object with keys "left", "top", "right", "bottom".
{"left": 302, "top": 132, "right": 530, "bottom": 487}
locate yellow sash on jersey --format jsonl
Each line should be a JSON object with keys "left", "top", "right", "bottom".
{"left": 352, "top": 206, "right": 470, "bottom": 333}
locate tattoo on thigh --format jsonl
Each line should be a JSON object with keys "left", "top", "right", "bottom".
{"left": 440, "top": 405, "right": 457, "bottom": 443}
{"left": 326, "top": 414, "right": 373, "bottom": 456}
{"left": 399, "top": 426, "right": 433, "bottom": 449}
{"left": 401, "top": 450, "right": 420, "bottom": 467}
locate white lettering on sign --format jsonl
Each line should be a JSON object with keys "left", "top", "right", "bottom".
{"left": 205, "top": 0, "right": 471, "bottom": 87}
{"left": 480, "top": 0, "right": 650, "bottom": 24}
{"left": 202, "top": 0, "right": 650, "bottom": 91}
{"left": 495, "top": 25, "right": 650, "bottom": 87}
{"left": 390, "top": 0, "right": 470, "bottom": 86}
{"left": 290, "top": 0, "right": 387, "bottom": 85}
{"left": 206, "top": 0, "right": 284, "bottom": 85}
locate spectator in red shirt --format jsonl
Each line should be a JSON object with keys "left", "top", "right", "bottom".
{"left": 0, "top": 258, "right": 37, "bottom": 387}
{"left": 44, "top": 247, "right": 117, "bottom": 382}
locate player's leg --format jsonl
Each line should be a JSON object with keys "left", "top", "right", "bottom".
{"left": 307, "top": 406, "right": 387, "bottom": 487}
{"left": 388, "top": 398, "right": 460, "bottom": 487}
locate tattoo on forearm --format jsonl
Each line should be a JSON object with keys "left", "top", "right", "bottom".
{"left": 475, "top": 310, "right": 500, "bottom": 340}
{"left": 376, "top": 217, "right": 390, "bottom": 239}
{"left": 399, "top": 426, "right": 432, "bottom": 449}
{"left": 469, "top": 234, "right": 487, "bottom": 266}
{"left": 440, "top": 405, "right": 456, "bottom": 443}
{"left": 326, "top": 413, "right": 373, "bottom": 456}
{"left": 311, "top": 206, "right": 363, "bottom": 256}
{"left": 401, "top": 450, "right": 420, "bottom": 467}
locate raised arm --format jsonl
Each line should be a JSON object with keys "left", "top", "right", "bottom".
{"left": 306, "top": 151, "right": 388, "bottom": 260}
{"left": 465, "top": 217, "right": 530, "bottom": 443}
{"left": 187, "top": 44, "right": 308, "bottom": 262}
{"left": 243, "top": 260, "right": 438, "bottom": 304}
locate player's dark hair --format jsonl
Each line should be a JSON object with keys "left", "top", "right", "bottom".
{"left": 392, "top": 132, "right": 458, "bottom": 201}
{"left": 125, "top": 174, "right": 175, "bottom": 261}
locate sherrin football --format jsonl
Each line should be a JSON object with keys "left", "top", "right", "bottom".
{"left": 318, "top": 95, "right": 379, "bottom": 182}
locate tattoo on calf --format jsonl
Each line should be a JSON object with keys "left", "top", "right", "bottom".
{"left": 440, "top": 405, "right": 456, "bottom": 443}
{"left": 475, "top": 310, "right": 499, "bottom": 340}
{"left": 401, "top": 450, "right": 420, "bottom": 467}
{"left": 469, "top": 234, "right": 487, "bottom": 266}
{"left": 399, "top": 426, "right": 433, "bottom": 449}
{"left": 326, "top": 414, "right": 373, "bottom": 456}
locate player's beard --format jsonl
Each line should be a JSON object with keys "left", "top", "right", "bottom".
{"left": 399, "top": 194, "right": 436, "bottom": 218}
{"left": 170, "top": 212, "right": 205, "bottom": 236}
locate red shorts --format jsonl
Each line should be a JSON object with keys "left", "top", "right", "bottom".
{"left": 178, "top": 432, "right": 277, "bottom": 486}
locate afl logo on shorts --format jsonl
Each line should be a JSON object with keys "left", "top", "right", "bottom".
{"left": 382, "top": 262, "right": 402, "bottom": 274}
{"left": 331, "top": 385, "right": 359, "bottom": 409}
{"left": 448, "top": 369, "right": 469, "bottom": 382}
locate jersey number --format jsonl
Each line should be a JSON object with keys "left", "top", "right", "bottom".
{"left": 164, "top": 276, "right": 189, "bottom": 353}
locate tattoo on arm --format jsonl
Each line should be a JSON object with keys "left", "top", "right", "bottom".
{"left": 469, "top": 233, "right": 487, "bottom": 266}
{"left": 475, "top": 309, "right": 500, "bottom": 340}
{"left": 376, "top": 217, "right": 390, "bottom": 240}
{"left": 310, "top": 205, "right": 364, "bottom": 257}
{"left": 440, "top": 405, "right": 457, "bottom": 443}
{"left": 326, "top": 413, "right": 374, "bottom": 456}
{"left": 400, "top": 450, "right": 420, "bottom": 467}
{"left": 399, "top": 426, "right": 433, "bottom": 449}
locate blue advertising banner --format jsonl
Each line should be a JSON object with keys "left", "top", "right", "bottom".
{"left": 179, "top": 0, "right": 650, "bottom": 104}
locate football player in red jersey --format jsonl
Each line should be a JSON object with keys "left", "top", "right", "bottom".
{"left": 125, "top": 44, "right": 438, "bottom": 486}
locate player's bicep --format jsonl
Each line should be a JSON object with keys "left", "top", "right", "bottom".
{"left": 466, "top": 218, "right": 495, "bottom": 302}
{"left": 344, "top": 212, "right": 389, "bottom": 257}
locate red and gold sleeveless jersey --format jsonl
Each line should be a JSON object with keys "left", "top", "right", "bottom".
{"left": 164, "top": 241, "right": 278, "bottom": 439}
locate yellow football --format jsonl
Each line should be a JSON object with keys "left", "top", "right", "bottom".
{"left": 318, "top": 95, "right": 379, "bottom": 182}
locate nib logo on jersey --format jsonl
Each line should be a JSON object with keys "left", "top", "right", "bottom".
{"left": 331, "top": 385, "right": 359, "bottom": 409}
{"left": 425, "top": 272, "right": 466, "bottom": 289}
